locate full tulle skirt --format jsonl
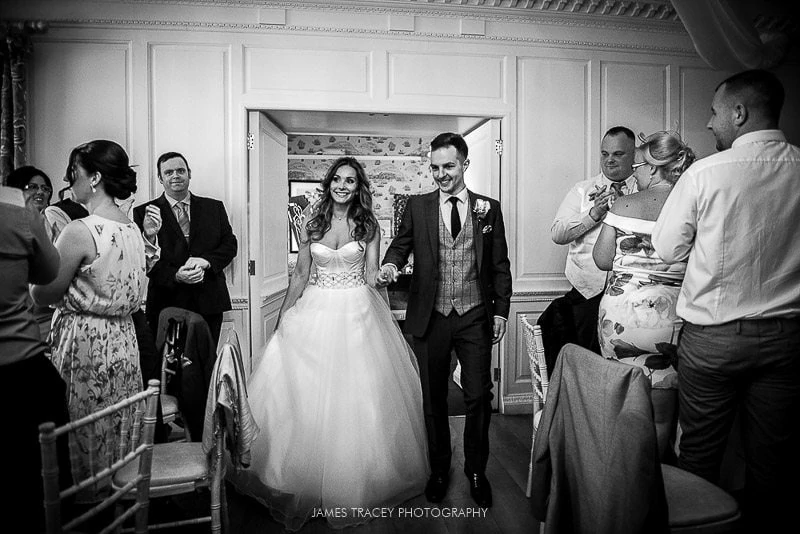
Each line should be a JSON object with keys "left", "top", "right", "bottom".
{"left": 228, "top": 283, "right": 429, "bottom": 530}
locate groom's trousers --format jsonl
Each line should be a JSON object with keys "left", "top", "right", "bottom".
{"left": 413, "top": 306, "right": 494, "bottom": 476}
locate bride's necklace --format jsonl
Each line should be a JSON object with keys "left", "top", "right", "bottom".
{"left": 333, "top": 212, "right": 347, "bottom": 222}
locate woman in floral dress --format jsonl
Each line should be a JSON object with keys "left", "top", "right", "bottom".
{"left": 32, "top": 140, "right": 147, "bottom": 502}
{"left": 593, "top": 130, "right": 695, "bottom": 457}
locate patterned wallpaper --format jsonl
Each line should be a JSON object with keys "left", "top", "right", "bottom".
{"left": 287, "top": 134, "right": 436, "bottom": 265}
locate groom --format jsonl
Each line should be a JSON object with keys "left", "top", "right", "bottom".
{"left": 377, "top": 132, "right": 512, "bottom": 507}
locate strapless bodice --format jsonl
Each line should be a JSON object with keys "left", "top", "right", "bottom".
{"left": 309, "top": 241, "right": 366, "bottom": 289}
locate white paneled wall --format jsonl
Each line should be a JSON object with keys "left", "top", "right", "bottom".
{"left": 31, "top": 40, "right": 131, "bottom": 179}
{"left": 602, "top": 61, "right": 669, "bottom": 135}
{"left": 9, "top": 0, "right": 799, "bottom": 412}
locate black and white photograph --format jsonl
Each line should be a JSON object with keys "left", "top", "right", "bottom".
{"left": 2, "top": 1, "right": 799, "bottom": 533}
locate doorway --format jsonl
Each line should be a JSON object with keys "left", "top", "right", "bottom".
{"left": 247, "top": 110, "right": 503, "bottom": 408}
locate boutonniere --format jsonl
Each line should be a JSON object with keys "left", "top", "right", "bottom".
{"left": 473, "top": 199, "right": 490, "bottom": 220}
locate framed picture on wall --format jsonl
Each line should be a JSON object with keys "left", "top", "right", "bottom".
{"left": 288, "top": 180, "right": 322, "bottom": 253}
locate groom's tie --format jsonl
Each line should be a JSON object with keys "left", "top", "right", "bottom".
{"left": 449, "top": 197, "right": 461, "bottom": 239}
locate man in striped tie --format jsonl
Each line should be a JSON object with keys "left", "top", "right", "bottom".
{"left": 133, "top": 152, "right": 237, "bottom": 346}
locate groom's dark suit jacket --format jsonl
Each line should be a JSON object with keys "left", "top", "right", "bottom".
{"left": 133, "top": 193, "right": 237, "bottom": 329}
{"left": 382, "top": 189, "right": 512, "bottom": 337}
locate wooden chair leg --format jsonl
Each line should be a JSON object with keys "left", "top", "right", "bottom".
{"left": 526, "top": 436, "right": 535, "bottom": 498}
{"left": 221, "top": 481, "right": 229, "bottom": 534}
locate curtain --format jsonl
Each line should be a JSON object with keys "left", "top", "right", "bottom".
{"left": 672, "top": 0, "right": 790, "bottom": 72}
{"left": 0, "top": 21, "right": 46, "bottom": 185}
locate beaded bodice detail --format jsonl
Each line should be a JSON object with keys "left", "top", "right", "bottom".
{"left": 308, "top": 241, "right": 367, "bottom": 289}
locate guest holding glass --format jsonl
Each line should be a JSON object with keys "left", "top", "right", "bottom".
{"left": 31, "top": 140, "right": 147, "bottom": 502}
{"left": 593, "top": 130, "right": 695, "bottom": 457}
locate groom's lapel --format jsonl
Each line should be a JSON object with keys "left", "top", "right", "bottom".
{"left": 425, "top": 192, "right": 439, "bottom": 258}
{"left": 468, "top": 190, "right": 484, "bottom": 270}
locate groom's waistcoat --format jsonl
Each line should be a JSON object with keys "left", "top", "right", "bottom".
{"left": 435, "top": 208, "right": 484, "bottom": 316}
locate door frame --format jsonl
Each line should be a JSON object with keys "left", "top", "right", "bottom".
{"left": 246, "top": 108, "right": 509, "bottom": 409}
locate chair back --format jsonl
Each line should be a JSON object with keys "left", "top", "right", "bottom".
{"left": 530, "top": 344, "right": 740, "bottom": 534}
{"left": 522, "top": 315, "right": 550, "bottom": 499}
{"left": 160, "top": 317, "right": 186, "bottom": 391}
{"left": 39, "top": 380, "right": 160, "bottom": 534}
{"left": 521, "top": 315, "right": 549, "bottom": 413}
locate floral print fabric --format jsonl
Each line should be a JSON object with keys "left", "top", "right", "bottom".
{"left": 597, "top": 212, "right": 686, "bottom": 389}
{"left": 49, "top": 215, "right": 146, "bottom": 501}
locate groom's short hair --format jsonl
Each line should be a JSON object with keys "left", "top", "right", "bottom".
{"left": 431, "top": 132, "right": 468, "bottom": 161}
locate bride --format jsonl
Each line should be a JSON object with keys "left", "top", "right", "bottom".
{"left": 229, "top": 156, "right": 429, "bottom": 531}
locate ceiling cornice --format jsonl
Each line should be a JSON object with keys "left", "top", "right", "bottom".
{"left": 44, "top": 17, "right": 696, "bottom": 55}
{"left": 121, "top": 0, "right": 687, "bottom": 32}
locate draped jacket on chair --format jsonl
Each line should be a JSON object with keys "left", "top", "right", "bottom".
{"left": 530, "top": 344, "right": 669, "bottom": 534}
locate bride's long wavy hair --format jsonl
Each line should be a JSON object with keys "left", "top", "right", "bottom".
{"left": 305, "top": 157, "right": 378, "bottom": 244}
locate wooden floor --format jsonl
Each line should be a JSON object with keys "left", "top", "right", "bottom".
{"left": 158, "top": 414, "right": 541, "bottom": 534}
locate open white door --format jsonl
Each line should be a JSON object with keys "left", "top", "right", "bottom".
{"left": 460, "top": 118, "right": 503, "bottom": 410}
{"left": 464, "top": 118, "right": 501, "bottom": 198}
{"left": 247, "top": 111, "right": 288, "bottom": 372}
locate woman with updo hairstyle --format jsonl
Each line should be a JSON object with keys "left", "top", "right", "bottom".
{"left": 592, "top": 130, "right": 696, "bottom": 460}
{"left": 31, "top": 140, "right": 148, "bottom": 503}
{"left": 6, "top": 165, "right": 54, "bottom": 213}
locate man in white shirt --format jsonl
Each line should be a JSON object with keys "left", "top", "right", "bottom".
{"left": 547, "top": 127, "right": 637, "bottom": 356}
{"left": 653, "top": 69, "right": 800, "bottom": 532}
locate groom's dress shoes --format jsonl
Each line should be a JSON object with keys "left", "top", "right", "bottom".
{"left": 425, "top": 473, "right": 450, "bottom": 503}
{"left": 467, "top": 473, "right": 492, "bottom": 507}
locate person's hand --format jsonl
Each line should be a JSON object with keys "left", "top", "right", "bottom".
{"left": 375, "top": 264, "right": 399, "bottom": 288}
{"left": 185, "top": 256, "right": 211, "bottom": 271}
{"left": 175, "top": 264, "right": 204, "bottom": 284}
{"left": 492, "top": 317, "right": 507, "bottom": 344}
{"left": 142, "top": 205, "right": 162, "bottom": 242}
{"left": 589, "top": 187, "right": 615, "bottom": 222}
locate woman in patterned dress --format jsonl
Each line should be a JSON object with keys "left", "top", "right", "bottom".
{"left": 593, "top": 130, "right": 696, "bottom": 458}
{"left": 31, "top": 140, "right": 147, "bottom": 502}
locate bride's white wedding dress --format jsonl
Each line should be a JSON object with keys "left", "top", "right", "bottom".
{"left": 229, "top": 240, "right": 429, "bottom": 531}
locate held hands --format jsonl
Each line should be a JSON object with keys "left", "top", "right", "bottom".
{"left": 375, "top": 264, "right": 399, "bottom": 288}
{"left": 142, "top": 205, "right": 162, "bottom": 242}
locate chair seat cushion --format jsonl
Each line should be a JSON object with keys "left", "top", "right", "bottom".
{"left": 161, "top": 394, "right": 179, "bottom": 417}
{"left": 662, "top": 464, "right": 741, "bottom": 528}
{"left": 113, "top": 442, "right": 208, "bottom": 490}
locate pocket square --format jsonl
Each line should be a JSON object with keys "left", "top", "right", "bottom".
{"left": 482, "top": 225, "right": 493, "bottom": 234}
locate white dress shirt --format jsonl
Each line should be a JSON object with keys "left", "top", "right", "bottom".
{"left": 653, "top": 130, "right": 800, "bottom": 325}
{"left": 551, "top": 172, "right": 637, "bottom": 298}
{"left": 439, "top": 187, "right": 469, "bottom": 236}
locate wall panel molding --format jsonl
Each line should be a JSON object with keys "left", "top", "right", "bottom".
{"left": 148, "top": 42, "right": 237, "bottom": 288}
{"left": 30, "top": 39, "right": 132, "bottom": 190}
{"left": 244, "top": 46, "right": 372, "bottom": 97}
{"left": 388, "top": 51, "right": 506, "bottom": 102}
